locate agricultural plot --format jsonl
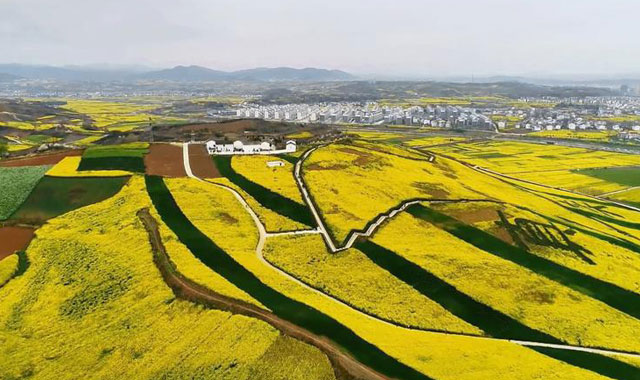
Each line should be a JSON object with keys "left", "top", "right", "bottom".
{"left": 231, "top": 154, "right": 305, "bottom": 204}
{"left": 302, "top": 142, "right": 482, "bottom": 242}
{"left": 0, "top": 165, "right": 50, "bottom": 219}
{"left": 78, "top": 142, "right": 148, "bottom": 173}
{"left": 188, "top": 144, "right": 221, "bottom": 178}
{"left": 529, "top": 130, "right": 617, "bottom": 142}
{"left": 263, "top": 233, "right": 481, "bottom": 334}
{"left": 431, "top": 141, "right": 640, "bottom": 173}
{"left": 404, "top": 136, "right": 467, "bottom": 147}
{"left": 152, "top": 174, "right": 624, "bottom": 380}
{"left": 10, "top": 176, "right": 129, "bottom": 224}
{"left": 144, "top": 143, "right": 186, "bottom": 177}
{"left": 370, "top": 209, "right": 640, "bottom": 353}
{"left": 0, "top": 177, "right": 335, "bottom": 380}
{"left": 430, "top": 140, "right": 640, "bottom": 195}
{"left": 215, "top": 155, "right": 314, "bottom": 227}
{"left": 611, "top": 187, "right": 640, "bottom": 207}
{"left": 47, "top": 156, "right": 131, "bottom": 177}
{"left": 0, "top": 150, "right": 83, "bottom": 167}
{"left": 209, "top": 177, "right": 310, "bottom": 231}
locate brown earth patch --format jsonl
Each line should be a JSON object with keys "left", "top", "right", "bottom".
{"left": 306, "top": 162, "right": 350, "bottom": 171}
{"left": 489, "top": 225, "right": 516, "bottom": 246}
{"left": 188, "top": 144, "right": 221, "bottom": 178}
{"left": 144, "top": 143, "right": 186, "bottom": 177}
{"left": 445, "top": 207, "right": 499, "bottom": 224}
{"left": 337, "top": 147, "right": 382, "bottom": 167}
{"left": 0, "top": 149, "right": 83, "bottom": 167}
{"left": 0, "top": 226, "right": 35, "bottom": 261}
{"left": 411, "top": 182, "right": 449, "bottom": 198}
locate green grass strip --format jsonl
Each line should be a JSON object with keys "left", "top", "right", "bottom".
{"left": 530, "top": 347, "right": 640, "bottom": 380}
{"left": 407, "top": 204, "right": 640, "bottom": 321}
{"left": 78, "top": 156, "right": 145, "bottom": 173}
{"left": 354, "top": 240, "right": 558, "bottom": 343}
{"left": 145, "top": 175, "right": 430, "bottom": 380}
{"left": 213, "top": 155, "right": 314, "bottom": 226}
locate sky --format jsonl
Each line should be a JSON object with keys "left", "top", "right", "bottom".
{"left": 1, "top": 0, "right": 639, "bottom": 78}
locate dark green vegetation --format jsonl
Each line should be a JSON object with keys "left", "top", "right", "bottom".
{"left": 530, "top": 347, "right": 640, "bottom": 380}
{"left": 356, "top": 225, "right": 640, "bottom": 380}
{"left": 0, "top": 165, "right": 51, "bottom": 220}
{"left": 10, "top": 176, "right": 129, "bottom": 224}
{"left": 78, "top": 144, "right": 148, "bottom": 173}
{"left": 145, "top": 175, "right": 430, "bottom": 380}
{"left": 214, "top": 156, "right": 314, "bottom": 226}
{"left": 407, "top": 204, "right": 640, "bottom": 320}
{"left": 576, "top": 166, "right": 640, "bottom": 187}
{"left": 354, "top": 240, "right": 557, "bottom": 343}
{"left": 22, "top": 134, "right": 58, "bottom": 144}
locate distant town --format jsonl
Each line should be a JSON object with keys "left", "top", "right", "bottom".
{"left": 206, "top": 97, "right": 640, "bottom": 141}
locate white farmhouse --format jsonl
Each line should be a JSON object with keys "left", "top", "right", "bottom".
{"left": 206, "top": 140, "right": 296, "bottom": 156}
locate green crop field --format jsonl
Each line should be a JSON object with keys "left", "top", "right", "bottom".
{"left": 10, "top": 176, "right": 130, "bottom": 224}
{"left": 0, "top": 165, "right": 51, "bottom": 219}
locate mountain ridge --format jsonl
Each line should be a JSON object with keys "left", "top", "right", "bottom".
{"left": 0, "top": 64, "right": 356, "bottom": 82}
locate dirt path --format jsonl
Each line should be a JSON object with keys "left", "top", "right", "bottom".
{"left": 137, "top": 207, "right": 386, "bottom": 380}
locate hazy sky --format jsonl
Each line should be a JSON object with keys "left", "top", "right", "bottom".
{"left": 1, "top": 0, "right": 639, "bottom": 77}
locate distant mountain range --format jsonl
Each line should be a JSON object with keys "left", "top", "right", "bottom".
{"left": 0, "top": 64, "right": 356, "bottom": 82}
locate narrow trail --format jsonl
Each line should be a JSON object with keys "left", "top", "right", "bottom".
{"left": 180, "top": 143, "right": 640, "bottom": 361}
{"left": 600, "top": 185, "right": 640, "bottom": 197}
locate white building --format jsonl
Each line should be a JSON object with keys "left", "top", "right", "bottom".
{"left": 206, "top": 140, "right": 296, "bottom": 156}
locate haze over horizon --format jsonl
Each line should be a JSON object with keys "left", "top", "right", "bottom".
{"left": 2, "top": 0, "right": 639, "bottom": 78}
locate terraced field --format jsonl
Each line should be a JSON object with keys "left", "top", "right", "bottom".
{"left": 2, "top": 138, "right": 640, "bottom": 379}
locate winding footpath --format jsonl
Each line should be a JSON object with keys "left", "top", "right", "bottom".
{"left": 181, "top": 142, "right": 640, "bottom": 361}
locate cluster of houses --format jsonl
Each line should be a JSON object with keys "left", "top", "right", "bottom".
{"left": 206, "top": 139, "right": 296, "bottom": 155}
{"left": 232, "top": 102, "right": 493, "bottom": 129}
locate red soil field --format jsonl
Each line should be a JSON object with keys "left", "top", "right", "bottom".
{"left": 189, "top": 144, "right": 221, "bottom": 178}
{"left": 0, "top": 226, "right": 35, "bottom": 260}
{"left": 144, "top": 144, "right": 186, "bottom": 177}
{"left": 0, "top": 150, "right": 83, "bottom": 167}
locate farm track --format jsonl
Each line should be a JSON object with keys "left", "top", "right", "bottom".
{"left": 137, "top": 207, "right": 383, "bottom": 380}
{"left": 182, "top": 143, "right": 640, "bottom": 361}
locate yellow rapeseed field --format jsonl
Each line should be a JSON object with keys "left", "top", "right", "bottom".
{"left": 404, "top": 136, "right": 467, "bottom": 147}
{"left": 0, "top": 176, "right": 336, "bottom": 380}
{"left": 372, "top": 211, "right": 640, "bottom": 353}
{"left": 147, "top": 204, "right": 265, "bottom": 309}
{"left": 46, "top": 156, "right": 131, "bottom": 177}
{"left": 0, "top": 254, "right": 18, "bottom": 288}
{"left": 263, "top": 233, "right": 481, "bottom": 334}
{"left": 231, "top": 155, "right": 305, "bottom": 203}
{"left": 431, "top": 140, "right": 640, "bottom": 173}
{"left": 303, "top": 142, "right": 481, "bottom": 241}
{"left": 209, "top": 177, "right": 308, "bottom": 232}
{"left": 174, "top": 177, "right": 610, "bottom": 380}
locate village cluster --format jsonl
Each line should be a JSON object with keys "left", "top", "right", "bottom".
{"left": 223, "top": 102, "right": 494, "bottom": 129}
